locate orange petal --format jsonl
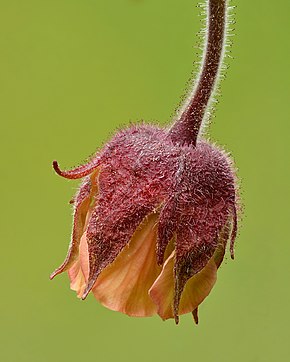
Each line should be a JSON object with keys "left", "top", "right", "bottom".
{"left": 68, "top": 225, "right": 94, "bottom": 298}
{"left": 68, "top": 260, "right": 86, "bottom": 298}
{"left": 50, "top": 170, "right": 99, "bottom": 279}
{"left": 149, "top": 251, "right": 217, "bottom": 320}
{"left": 179, "top": 258, "right": 217, "bottom": 316}
{"left": 91, "top": 213, "right": 162, "bottom": 317}
{"left": 149, "top": 252, "right": 175, "bottom": 319}
{"left": 214, "top": 220, "right": 231, "bottom": 268}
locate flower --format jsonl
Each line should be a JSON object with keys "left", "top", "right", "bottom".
{"left": 51, "top": 125, "right": 238, "bottom": 324}
{"left": 50, "top": 0, "right": 239, "bottom": 324}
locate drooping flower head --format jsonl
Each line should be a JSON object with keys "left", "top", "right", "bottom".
{"left": 51, "top": 0, "right": 239, "bottom": 324}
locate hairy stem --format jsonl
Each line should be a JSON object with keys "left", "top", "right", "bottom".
{"left": 169, "top": 0, "right": 228, "bottom": 146}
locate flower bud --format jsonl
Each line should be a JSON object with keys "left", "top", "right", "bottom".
{"left": 51, "top": 125, "right": 238, "bottom": 323}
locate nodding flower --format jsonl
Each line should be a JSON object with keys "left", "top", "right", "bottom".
{"left": 50, "top": 0, "right": 239, "bottom": 325}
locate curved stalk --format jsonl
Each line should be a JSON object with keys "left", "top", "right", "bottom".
{"left": 53, "top": 158, "right": 101, "bottom": 179}
{"left": 169, "top": 0, "right": 228, "bottom": 146}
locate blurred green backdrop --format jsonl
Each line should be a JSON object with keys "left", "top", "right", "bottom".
{"left": 1, "top": 0, "right": 289, "bottom": 361}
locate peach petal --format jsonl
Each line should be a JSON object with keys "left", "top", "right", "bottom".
{"left": 68, "top": 260, "right": 86, "bottom": 298}
{"left": 50, "top": 170, "right": 99, "bottom": 279}
{"left": 79, "top": 232, "right": 89, "bottom": 281}
{"left": 179, "top": 259, "right": 217, "bottom": 315}
{"left": 68, "top": 216, "right": 95, "bottom": 297}
{"left": 214, "top": 220, "right": 231, "bottom": 268}
{"left": 149, "top": 252, "right": 175, "bottom": 319}
{"left": 91, "top": 213, "right": 162, "bottom": 317}
{"left": 149, "top": 251, "right": 217, "bottom": 320}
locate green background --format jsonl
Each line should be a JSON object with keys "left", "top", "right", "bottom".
{"left": 1, "top": 0, "right": 289, "bottom": 361}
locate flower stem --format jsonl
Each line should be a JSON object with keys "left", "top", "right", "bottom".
{"left": 169, "top": 0, "right": 228, "bottom": 146}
